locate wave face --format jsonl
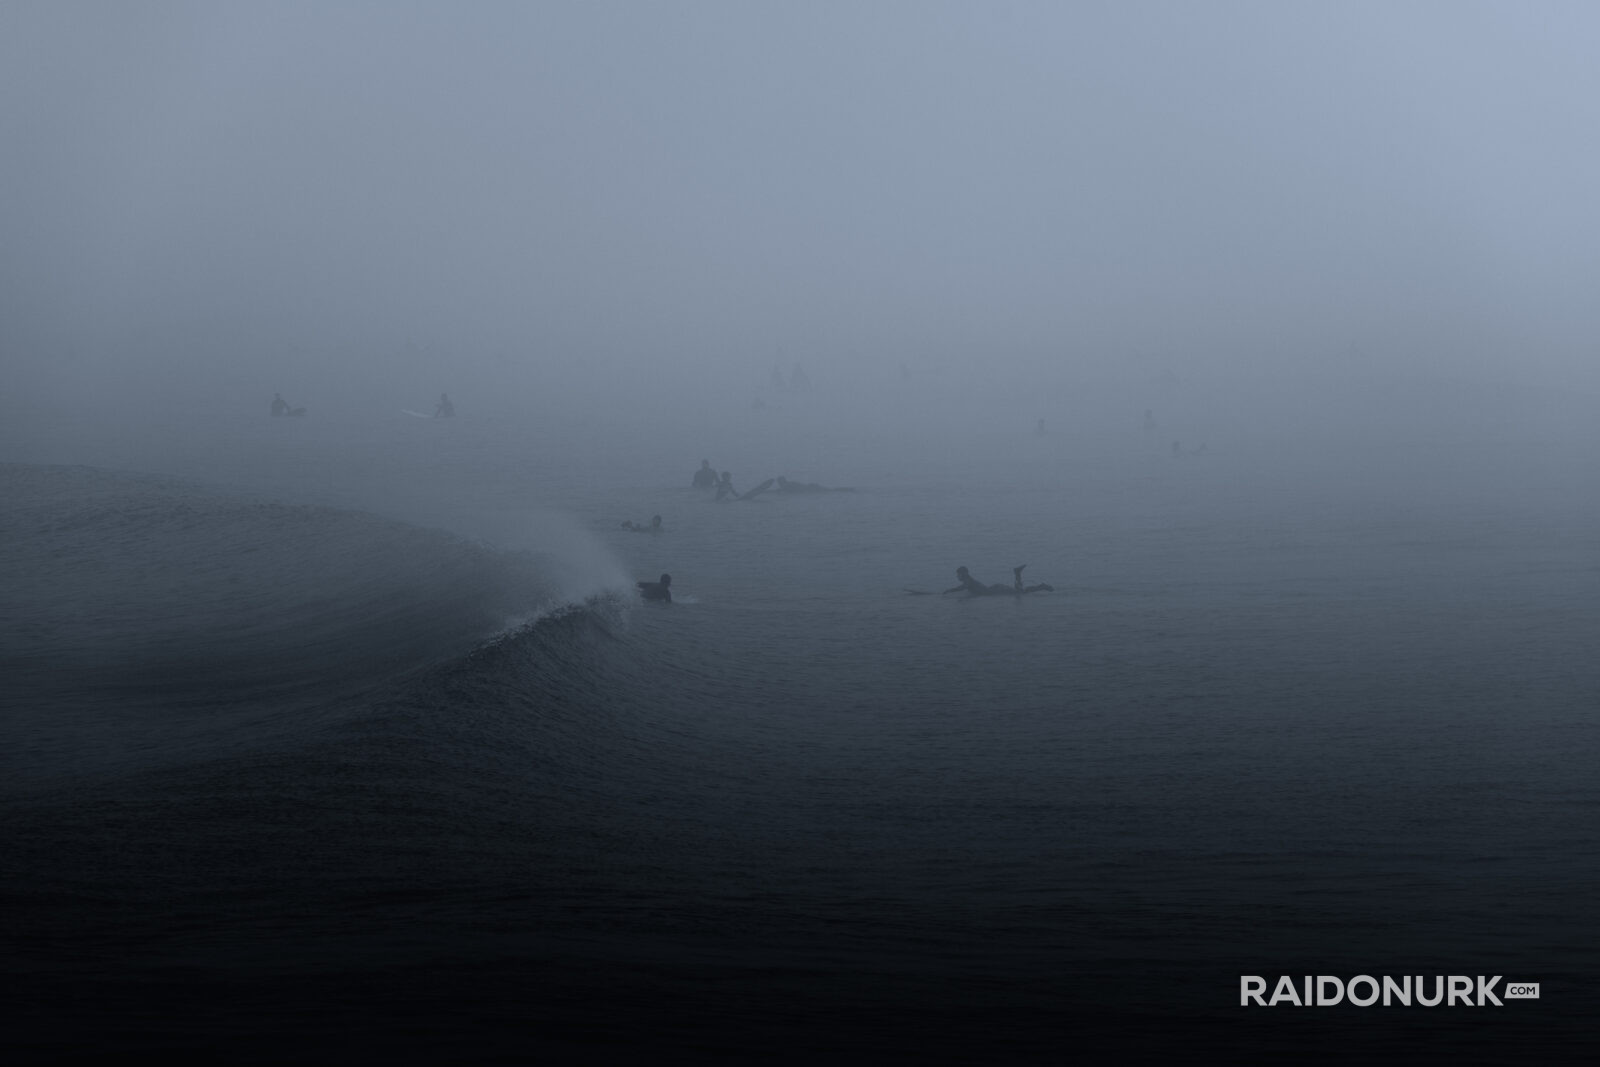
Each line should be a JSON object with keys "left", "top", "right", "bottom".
{"left": 1, "top": 464, "right": 576, "bottom": 690}
{"left": 0, "top": 464, "right": 627, "bottom": 792}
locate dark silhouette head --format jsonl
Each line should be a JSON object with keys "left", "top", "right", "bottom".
{"left": 650, "top": 515, "right": 662, "bottom": 528}
{"left": 659, "top": 573, "right": 671, "bottom": 587}
{"left": 700, "top": 460, "right": 711, "bottom": 469}
{"left": 956, "top": 566, "right": 970, "bottom": 580}
{"left": 720, "top": 471, "right": 731, "bottom": 482}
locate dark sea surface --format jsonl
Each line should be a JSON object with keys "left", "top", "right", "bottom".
{"left": 4, "top": 384, "right": 1598, "bottom": 1062}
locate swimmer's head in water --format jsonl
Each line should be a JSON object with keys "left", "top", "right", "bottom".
{"left": 956, "top": 566, "right": 970, "bottom": 579}
{"left": 659, "top": 573, "right": 671, "bottom": 586}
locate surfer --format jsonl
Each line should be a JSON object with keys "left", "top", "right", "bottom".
{"left": 435, "top": 393, "right": 455, "bottom": 418}
{"left": 271, "top": 393, "right": 289, "bottom": 417}
{"left": 943, "top": 565, "right": 1053, "bottom": 596}
{"left": 637, "top": 573, "right": 672, "bottom": 603}
{"left": 692, "top": 460, "right": 717, "bottom": 488}
{"left": 622, "top": 515, "right": 664, "bottom": 534}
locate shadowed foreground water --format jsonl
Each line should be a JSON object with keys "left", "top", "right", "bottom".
{"left": 4, "top": 402, "right": 1597, "bottom": 1062}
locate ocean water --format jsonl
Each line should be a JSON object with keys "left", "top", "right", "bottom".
{"left": 3, "top": 385, "right": 1598, "bottom": 1061}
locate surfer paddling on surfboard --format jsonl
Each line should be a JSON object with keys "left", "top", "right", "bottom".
{"left": 904, "top": 565, "right": 1054, "bottom": 597}
{"left": 939, "top": 565, "right": 1054, "bottom": 596}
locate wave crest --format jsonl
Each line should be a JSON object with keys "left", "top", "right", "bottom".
{"left": 0, "top": 464, "right": 625, "bottom": 701}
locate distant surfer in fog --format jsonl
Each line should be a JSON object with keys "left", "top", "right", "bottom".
{"left": 271, "top": 393, "right": 305, "bottom": 417}
{"left": 434, "top": 393, "right": 455, "bottom": 418}
{"left": 944, "top": 565, "right": 1053, "bottom": 596}
{"left": 692, "top": 460, "right": 717, "bottom": 488}
{"left": 637, "top": 573, "right": 672, "bottom": 602}
{"left": 775, "top": 476, "right": 852, "bottom": 493}
{"left": 622, "top": 515, "right": 663, "bottom": 534}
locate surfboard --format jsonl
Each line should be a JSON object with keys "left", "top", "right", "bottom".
{"left": 401, "top": 409, "right": 434, "bottom": 419}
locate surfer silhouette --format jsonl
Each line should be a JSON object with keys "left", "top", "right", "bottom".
{"left": 622, "top": 515, "right": 664, "bottom": 534}
{"left": 692, "top": 460, "right": 717, "bottom": 488}
{"left": 637, "top": 573, "right": 672, "bottom": 602}
{"left": 435, "top": 393, "right": 455, "bottom": 418}
{"left": 943, "top": 565, "right": 1053, "bottom": 596}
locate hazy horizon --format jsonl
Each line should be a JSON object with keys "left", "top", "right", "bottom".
{"left": 6, "top": 1, "right": 1600, "bottom": 437}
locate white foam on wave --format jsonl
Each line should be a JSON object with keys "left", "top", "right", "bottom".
{"left": 440, "top": 506, "right": 633, "bottom": 617}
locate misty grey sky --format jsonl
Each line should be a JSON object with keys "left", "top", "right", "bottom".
{"left": 6, "top": 0, "right": 1600, "bottom": 410}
